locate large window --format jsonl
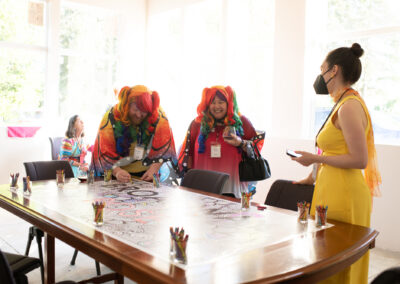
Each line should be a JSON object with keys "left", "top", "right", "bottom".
{"left": 0, "top": 0, "right": 47, "bottom": 124}
{"left": 58, "top": 1, "right": 122, "bottom": 139}
{"left": 305, "top": 0, "right": 400, "bottom": 145}
{"left": 146, "top": 0, "right": 275, "bottom": 144}
{"left": 0, "top": 0, "right": 125, "bottom": 142}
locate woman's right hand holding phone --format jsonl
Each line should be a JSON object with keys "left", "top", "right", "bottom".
{"left": 290, "top": 151, "right": 321, "bottom": 167}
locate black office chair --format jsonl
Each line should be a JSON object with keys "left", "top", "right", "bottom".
{"left": 23, "top": 161, "right": 101, "bottom": 277}
{"left": 0, "top": 250, "right": 41, "bottom": 284}
{"left": 49, "top": 137, "right": 64, "bottom": 160}
{"left": 181, "top": 169, "right": 230, "bottom": 195}
{"left": 0, "top": 249, "right": 77, "bottom": 284}
{"left": 0, "top": 250, "right": 16, "bottom": 284}
{"left": 23, "top": 160, "right": 74, "bottom": 181}
{"left": 371, "top": 267, "right": 400, "bottom": 284}
{"left": 264, "top": 179, "right": 314, "bottom": 211}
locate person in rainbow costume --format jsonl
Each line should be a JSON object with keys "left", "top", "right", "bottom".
{"left": 178, "top": 85, "right": 265, "bottom": 198}
{"left": 91, "top": 85, "right": 177, "bottom": 182}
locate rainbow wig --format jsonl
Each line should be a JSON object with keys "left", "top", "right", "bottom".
{"left": 195, "top": 85, "right": 243, "bottom": 153}
{"left": 113, "top": 85, "right": 160, "bottom": 134}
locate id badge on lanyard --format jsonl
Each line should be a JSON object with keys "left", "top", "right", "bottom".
{"left": 133, "top": 129, "right": 145, "bottom": 160}
{"left": 133, "top": 145, "right": 145, "bottom": 160}
{"left": 210, "top": 141, "right": 221, "bottom": 158}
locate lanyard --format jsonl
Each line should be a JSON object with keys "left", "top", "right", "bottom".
{"left": 137, "top": 128, "right": 143, "bottom": 145}
{"left": 315, "top": 88, "right": 351, "bottom": 147}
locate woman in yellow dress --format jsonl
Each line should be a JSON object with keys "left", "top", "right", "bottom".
{"left": 292, "top": 43, "right": 381, "bottom": 283}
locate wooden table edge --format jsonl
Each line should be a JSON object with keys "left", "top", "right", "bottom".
{"left": 247, "top": 229, "right": 379, "bottom": 283}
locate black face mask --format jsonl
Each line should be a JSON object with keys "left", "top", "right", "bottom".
{"left": 313, "top": 68, "right": 333, "bottom": 95}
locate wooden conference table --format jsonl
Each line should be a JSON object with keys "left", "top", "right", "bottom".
{"left": 0, "top": 179, "right": 378, "bottom": 284}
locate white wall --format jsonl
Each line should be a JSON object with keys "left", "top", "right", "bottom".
{"left": 271, "top": 0, "right": 306, "bottom": 138}
{"left": 369, "top": 144, "right": 400, "bottom": 251}
{"left": 0, "top": 128, "right": 50, "bottom": 183}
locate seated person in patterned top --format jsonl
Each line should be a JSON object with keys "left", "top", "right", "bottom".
{"left": 178, "top": 85, "right": 265, "bottom": 198}
{"left": 91, "top": 85, "right": 177, "bottom": 182}
{"left": 59, "top": 115, "right": 89, "bottom": 177}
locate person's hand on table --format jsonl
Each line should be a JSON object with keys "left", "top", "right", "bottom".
{"left": 113, "top": 167, "right": 131, "bottom": 183}
{"left": 141, "top": 163, "right": 162, "bottom": 182}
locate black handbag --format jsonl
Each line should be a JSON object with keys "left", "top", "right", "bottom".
{"left": 239, "top": 143, "right": 271, "bottom": 182}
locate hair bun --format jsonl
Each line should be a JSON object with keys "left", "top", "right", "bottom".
{"left": 351, "top": 43, "right": 364, "bottom": 58}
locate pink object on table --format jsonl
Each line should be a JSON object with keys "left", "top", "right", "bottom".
{"left": 7, "top": 126, "right": 41, "bottom": 138}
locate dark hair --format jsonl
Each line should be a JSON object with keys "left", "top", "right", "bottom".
{"left": 65, "top": 115, "right": 84, "bottom": 138}
{"left": 325, "top": 43, "right": 364, "bottom": 84}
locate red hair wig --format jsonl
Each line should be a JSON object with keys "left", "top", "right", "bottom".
{"left": 195, "top": 85, "right": 238, "bottom": 125}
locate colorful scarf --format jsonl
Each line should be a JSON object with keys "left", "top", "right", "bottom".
{"left": 348, "top": 89, "right": 382, "bottom": 197}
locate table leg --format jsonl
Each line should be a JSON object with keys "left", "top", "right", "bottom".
{"left": 44, "top": 233, "right": 55, "bottom": 284}
{"left": 115, "top": 273, "right": 124, "bottom": 284}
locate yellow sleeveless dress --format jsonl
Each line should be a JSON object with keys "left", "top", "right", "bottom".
{"left": 311, "top": 94, "right": 372, "bottom": 284}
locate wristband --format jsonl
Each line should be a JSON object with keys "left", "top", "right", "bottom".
{"left": 238, "top": 139, "right": 245, "bottom": 148}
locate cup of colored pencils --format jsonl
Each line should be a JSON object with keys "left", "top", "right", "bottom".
{"left": 316, "top": 205, "right": 328, "bottom": 227}
{"left": 241, "top": 192, "right": 251, "bottom": 211}
{"left": 10, "top": 173, "right": 19, "bottom": 191}
{"left": 169, "top": 229, "right": 175, "bottom": 257}
{"left": 297, "top": 201, "right": 310, "bottom": 223}
{"left": 92, "top": 201, "right": 105, "bottom": 226}
{"left": 88, "top": 170, "right": 95, "bottom": 184}
{"left": 56, "top": 169, "right": 65, "bottom": 188}
{"left": 104, "top": 169, "right": 112, "bottom": 184}
{"left": 23, "top": 176, "right": 32, "bottom": 196}
{"left": 169, "top": 227, "right": 189, "bottom": 264}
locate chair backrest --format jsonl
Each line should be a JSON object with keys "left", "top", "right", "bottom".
{"left": 49, "top": 137, "right": 64, "bottom": 160}
{"left": 181, "top": 169, "right": 229, "bottom": 195}
{"left": 264, "top": 179, "right": 314, "bottom": 211}
{"left": 24, "top": 160, "right": 74, "bottom": 181}
{"left": 371, "top": 267, "right": 400, "bottom": 284}
{"left": 0, "top": 250, "right": 16, "bottom": 284}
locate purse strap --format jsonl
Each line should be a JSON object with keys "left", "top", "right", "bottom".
{"left": 253, "top": 143, "right": 262, "bottom": 158}
{"left": 242, "top": 142, "right": 262, "bottom": 160}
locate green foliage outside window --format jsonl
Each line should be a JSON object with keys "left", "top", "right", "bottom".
{"left": 0, "top": 0, "right": 45, "bottom": 123}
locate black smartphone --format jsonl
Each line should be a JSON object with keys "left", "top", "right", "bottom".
{"left": 286, "top": 149, "right": 302, "bottom": 158}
